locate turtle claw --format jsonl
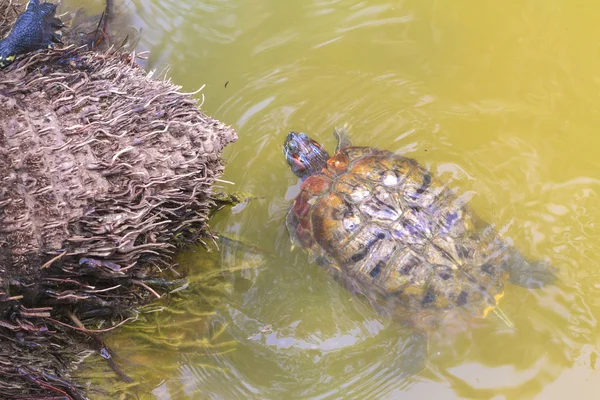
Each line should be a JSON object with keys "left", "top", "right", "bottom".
{"left": 51, "top": 32, "right": 63, "bottom": 44}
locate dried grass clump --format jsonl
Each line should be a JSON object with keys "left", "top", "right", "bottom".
{"left": 0, "top": 45, "right": 237, "bottom": 309}
{"left": 0, "top": 1, "right": 238, "bottom": 398}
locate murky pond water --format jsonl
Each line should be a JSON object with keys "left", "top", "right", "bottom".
{"left": 73, "top": 0, "right": 600, "bottom": 398}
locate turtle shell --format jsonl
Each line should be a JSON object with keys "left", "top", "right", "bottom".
{"left": 286, "top": 145, "right": 511, "bottom": 329}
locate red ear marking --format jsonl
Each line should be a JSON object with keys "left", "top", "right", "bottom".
{"left": 292, "top": 157, "right": 305, "bottom": 172}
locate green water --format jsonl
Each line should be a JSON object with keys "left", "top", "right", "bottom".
{"left": 80, "top": 0, "right": 600, "bottom": 398}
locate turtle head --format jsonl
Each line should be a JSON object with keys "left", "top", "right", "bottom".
{"left": 284, "top": 131, "right": 330, "bottom": 179}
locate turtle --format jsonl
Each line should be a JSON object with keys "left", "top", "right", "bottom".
{"left": 0, "top": 0, "right": 64, "bottom": 68}
{"left": 283, "top": 127, "right": 556, "bottom": 354}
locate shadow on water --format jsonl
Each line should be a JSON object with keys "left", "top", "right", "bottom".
{"left": 74, "top": 238, "right": 258, "bottom": 399}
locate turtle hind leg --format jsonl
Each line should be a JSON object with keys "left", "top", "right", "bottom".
{"left": 504, "top": 250, "right": 558, "bottom": 289}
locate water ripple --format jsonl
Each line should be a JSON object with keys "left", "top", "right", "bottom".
{"left": 97, "top": 0, "right": 600, "bottom": 398}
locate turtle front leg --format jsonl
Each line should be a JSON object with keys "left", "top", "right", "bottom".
{"left": 333, "top": 124, "right": 353, "bottom": 152}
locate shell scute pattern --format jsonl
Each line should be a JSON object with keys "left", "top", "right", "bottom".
{"left": 311, "top": 193, "right": 355, "bottom": 254}
{"left": 294, "top": 143, "right": 500, "bottom": 314}
{"left": 333, "top": 173, "right": 371, "bottom": 203}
